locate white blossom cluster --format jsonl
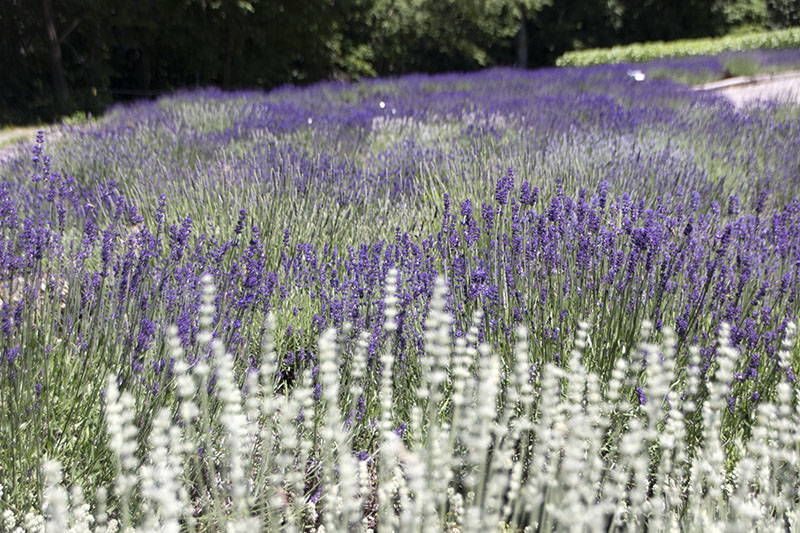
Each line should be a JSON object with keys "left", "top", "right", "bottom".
{"left": 7, "top": 274, "right": 800, "bottom": 532}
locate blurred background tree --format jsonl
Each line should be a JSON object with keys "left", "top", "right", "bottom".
{"left": 0, "top": 0, "right": 788, "bottom": 125}
{"left": 766, "top": 0, "right": 800, "bottom": 28}
{"left": 716, "top": 0, "right": 768, "bottom": 32}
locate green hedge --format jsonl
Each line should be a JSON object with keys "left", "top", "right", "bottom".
{"left": 555, "top": 26, "right": 800, "bottom": 66}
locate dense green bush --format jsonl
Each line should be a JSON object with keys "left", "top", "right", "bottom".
{"left": 556, "top": 26, "right": 800, "bottom": 66}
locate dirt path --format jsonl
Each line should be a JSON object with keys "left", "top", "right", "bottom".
{"left": 695, "top": 71, "right": 800, "bottom": 108}
{"left": 0, "top": 126, "right": 41, "bottom": 149}
{"left": 0, "top": 126, "right": 43, "bottom": 166}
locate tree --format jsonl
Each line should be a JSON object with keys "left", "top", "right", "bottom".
{"left": 617, "top": 0, "right": 724, "bottom": 43}
{"left": 766, "top": 0, "right": 800, "bottom": 28}
{"left": 0, "top": 0, "right": 760, "bottom": 125}
{"left": 41, "top": 0, "right": 69, "bottom": 106}
{"left": 715, "top": 0, "right": 767, "bottom": 31}
{"left": 495, "top": 0, "right": 554, "bottom": 68}
{"left": 523, "top": 0, "right": 622, "bottom": 66}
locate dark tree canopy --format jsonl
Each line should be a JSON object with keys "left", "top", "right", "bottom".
{"left": 0, "top": 0, "right": 783, "bottom": 124}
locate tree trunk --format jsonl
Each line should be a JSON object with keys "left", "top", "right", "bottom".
{"left": 223, "top": 27, "right": 234, "bottom": 88}
{"left": 42, "top": 0, "right": 69, "bottom": 104}
{"left": 136, "top": 47, "right": 152, "bottom": 91}
{"left": 516, "top": 8, "right": 528, "bottom": 69}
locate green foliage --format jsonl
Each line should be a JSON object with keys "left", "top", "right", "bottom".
{"left": 617, "top": 0, "right": 722, "bottom": 44}
{"left": 365, "top": 0, "right": 550, "bottom": 73}
{"left": 767, "top": 0, "right": 800, "bottom": 28}
{"left": 0, "top": 0, "right": 360, "bottom": 123}
{"left": 556, "top": 25, "right": 800, "bottom": 66}
{"left": 717, "top": 0, "right": 768, "bottom": 30}
{"left": 60, "top": 110, "right": 93, "bottom": 126}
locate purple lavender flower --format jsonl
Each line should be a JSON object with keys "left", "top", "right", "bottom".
{"left": 635, "top": 387, "right": 647, "bottom": 405}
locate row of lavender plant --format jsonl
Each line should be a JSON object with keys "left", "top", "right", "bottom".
{"left": 0, "top": 64, "right": 799, "bottom": 521}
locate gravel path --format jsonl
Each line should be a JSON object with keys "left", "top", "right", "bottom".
{"left": 699, "top": 71, "right": 800, "bottom": 108}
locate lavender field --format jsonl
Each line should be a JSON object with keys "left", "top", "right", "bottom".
{"left": 2, "top": 59, "right": 800, "bottom": 531}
